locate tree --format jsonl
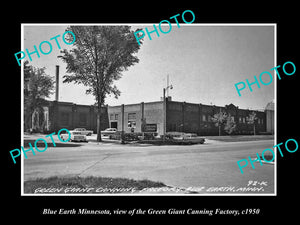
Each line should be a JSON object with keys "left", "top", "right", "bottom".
{"left": 211, "top": 111, "right": 227, "bottom": 136}
{"left": 59, "top": 26, "right": 144, "bottom": 142}
{"left": 24, "top": 61, "right": 55, "bottom": 132}
{"left": 246, "top": 111, "right": 258, "bottom": 135}
{"left": 224, "top": 114, "right": 237, "bottom": 135}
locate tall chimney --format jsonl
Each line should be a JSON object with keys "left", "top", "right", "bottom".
{"left": 55, "top": 65, "right": 59, "bottom": 101}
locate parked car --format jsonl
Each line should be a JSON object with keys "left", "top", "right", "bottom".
{"left": 72, "top": 128, "right": 93, "bottom": 136}
{"left": 172, "top": 133, "right": 197, "bottom": 140}
{"left": 60, "top": 130, "right": 87, "bottom": 142}
{"left": 101, "top": 128, "right": 117, "bottom": 136}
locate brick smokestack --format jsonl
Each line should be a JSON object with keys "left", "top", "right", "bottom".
{"left": 55, "top": 65, "right": 59, "bottom": 101}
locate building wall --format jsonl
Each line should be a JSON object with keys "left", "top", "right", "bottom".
{"left": 29, "top": 99, "right": 270, "bottom": 136}
{"left": 199, "top": 104, "right": 219, "bottom": 135}
{"left": 46, "top": 101, "right": 109, "bottom": 133}
{"left": 108, "top": 104, "right": 142, "bottom": 133}
{"left": 265, "top": 101, "right": 274, "bottom": 134}
{"left": 143, "top": 101, "right": 164, "bottom": 134}
{"left": 124, "top": 103, "right": 143, "bottom": 133}
{"left": 266, "top": 110, "right": 274, "bottom": 134}
{"left": 108, "top": 100, "right": 267, "bottom": 136}
{"left": 108, "top": 101, "right": 164, "bottom": 134}
{"left": 108, "top": 105, "right": 122, "bottom": 131}
{"left": 166, "top": 101, "right": 266, "bottom": 136}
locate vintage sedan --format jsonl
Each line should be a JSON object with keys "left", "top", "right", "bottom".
{"left": 171, "top": 132, "right": 205, "bottom": 144}
{"left": 101, "top": 128, "right": 117, "bottom": 136}
{"left": 60, "top": 130, "right": 87, "bottom": 142}
{"left": 73, "top": 128, "right": 93, "bottom": 136}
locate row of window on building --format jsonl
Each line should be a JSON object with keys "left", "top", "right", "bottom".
{"left": 109, "top": 113, "right": 264, "bottom": 125}
{"left": 110, "top": 113, "right": 137, "bottom": 128}
{"left": 202, "top": 114, "right": 263, "bottom": 124}
{"left": 110, "top": 113, "right": 137, "bottom": 121}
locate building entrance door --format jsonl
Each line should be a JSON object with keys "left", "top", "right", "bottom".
{"left": 110, "top": 121, "right": 118, "bottom": 129}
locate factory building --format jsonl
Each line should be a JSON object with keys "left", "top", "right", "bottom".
{"left": 265, "top": 101, "right": 274, "bottom": 134}
{"left": 30, "top": 97, "right": 271, "bottom": 136}
{"left": 108, "top": 97, "right": 269, "bottom": 136}
{"left": 26, "top": 65, "right": 274, "bottom": 136}
{"left": 35, "top": 100, "right": 109, "bottom": 133}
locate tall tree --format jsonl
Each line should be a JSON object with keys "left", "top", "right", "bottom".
{"left": 24, "top": 61, "right": 55, "bottom": 132}
{"left": 59, "top": 26, "right": 144, "bottom": 142}
{"left": 246, "top": 111, "right": 258, "bottom": 135}
{"left": 211, "top": 111, "right": 227, "bottom": 136}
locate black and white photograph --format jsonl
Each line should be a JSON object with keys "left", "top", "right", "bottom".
{"left": 3, "top": 5, "right": 299, "bottom": 221}
{"left": 21, "top": 24, "right": 276, "bottom": 196}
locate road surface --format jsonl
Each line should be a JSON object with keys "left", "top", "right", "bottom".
{"left": 23, "top": 137, "right": 275, "bottom": 194}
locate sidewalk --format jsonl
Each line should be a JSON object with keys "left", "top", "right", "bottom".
{"left": 205, "top": 135, "right": 274, "bottom": 142}
{"left": 23, "top": 133, "right": 122, "bottom": 147}
{"left": 23, "top": 133, "right": 274, "bottom": 148}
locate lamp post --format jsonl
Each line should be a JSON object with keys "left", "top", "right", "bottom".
{"left": 163, "top": 84, "right": 173, "bottom": 141}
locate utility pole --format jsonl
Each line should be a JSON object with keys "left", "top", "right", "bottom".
{"left": 167, "top": 74, "right": 169, "bottom": 97}
{"left": 163, "top": 88, "right": 166, "bottom": 141}
{"left": 121, "top": 104, "right": 125, "bottom": 144}
{"left": 162, "top": 76, "right": 173, "bottom": 141}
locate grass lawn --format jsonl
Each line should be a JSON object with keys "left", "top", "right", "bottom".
{"left": 24, "top": 176, "right": 167, "bottom": 194}
{"left": 206, "top": 135, "right": 274, "bottom": 142}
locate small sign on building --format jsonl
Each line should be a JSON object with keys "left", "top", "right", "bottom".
{"left": 144, "top": 124, "right": 157, "bottom": 132}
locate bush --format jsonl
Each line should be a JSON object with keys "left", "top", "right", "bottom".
{"left": 142, "top": 132, "right": 158, "bottom": 140}
{"left": 109, "top": 131, "right": 122, "bottom": 140}
{"left": 109, "top": 132, "right": 158, "bottom": 141}
{"left": 224, "top": 119, "right": 237, "bottom": 134}
{"left": 124, "top": 133, "right": 139, "bottom": 141}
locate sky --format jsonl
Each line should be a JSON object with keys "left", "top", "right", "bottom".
{"left": 23, "top": 24, "right": 275, "bottom": 111}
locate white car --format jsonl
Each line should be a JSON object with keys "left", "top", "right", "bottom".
{"left": 101, "top": 128, "right": 117, "bottom": 136}
{"left": 60, "top": 130, "right": 87, "bottom": 142}
{"left": 72, "top": 128, "right": 93, "bottom": 136}
{"left": 173, "top": 133, "right": 197, "bottom": 140}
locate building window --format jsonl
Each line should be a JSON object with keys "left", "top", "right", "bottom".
{"left": 128, "top": 121, "right": 136, "bottom": 128}
{"left": 110, "top": 114, "right": 119, "bottom": 121}
{"left": 128, "top": 113, "right": 136, "bottom": 120}
{"left": 110, "top": 114, "right": 114, "bottom": 120}
{"left": 202, "top": 114, "right": 206, "bottom": 122}
{"left": 128, "top": 113, "right": 136, "bottom": 129}
{"left": 242, "top": 117, "right": 246, "bottom": 123}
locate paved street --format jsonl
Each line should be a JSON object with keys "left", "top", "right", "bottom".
{"left": 23, "top": 136, "right": 275, "bottom": 194}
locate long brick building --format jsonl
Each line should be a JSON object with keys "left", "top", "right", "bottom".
{"left": 31, "top": 100, "right": 109, "bottom": 133}
{"left": 25, "top": 65, "right": 274, "bottom": 136}
{"left": 30, "top": 98, "right": 273, "bottom": 136}
{"left": 108, "top": 98, "right": 268, "bottom": 136}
